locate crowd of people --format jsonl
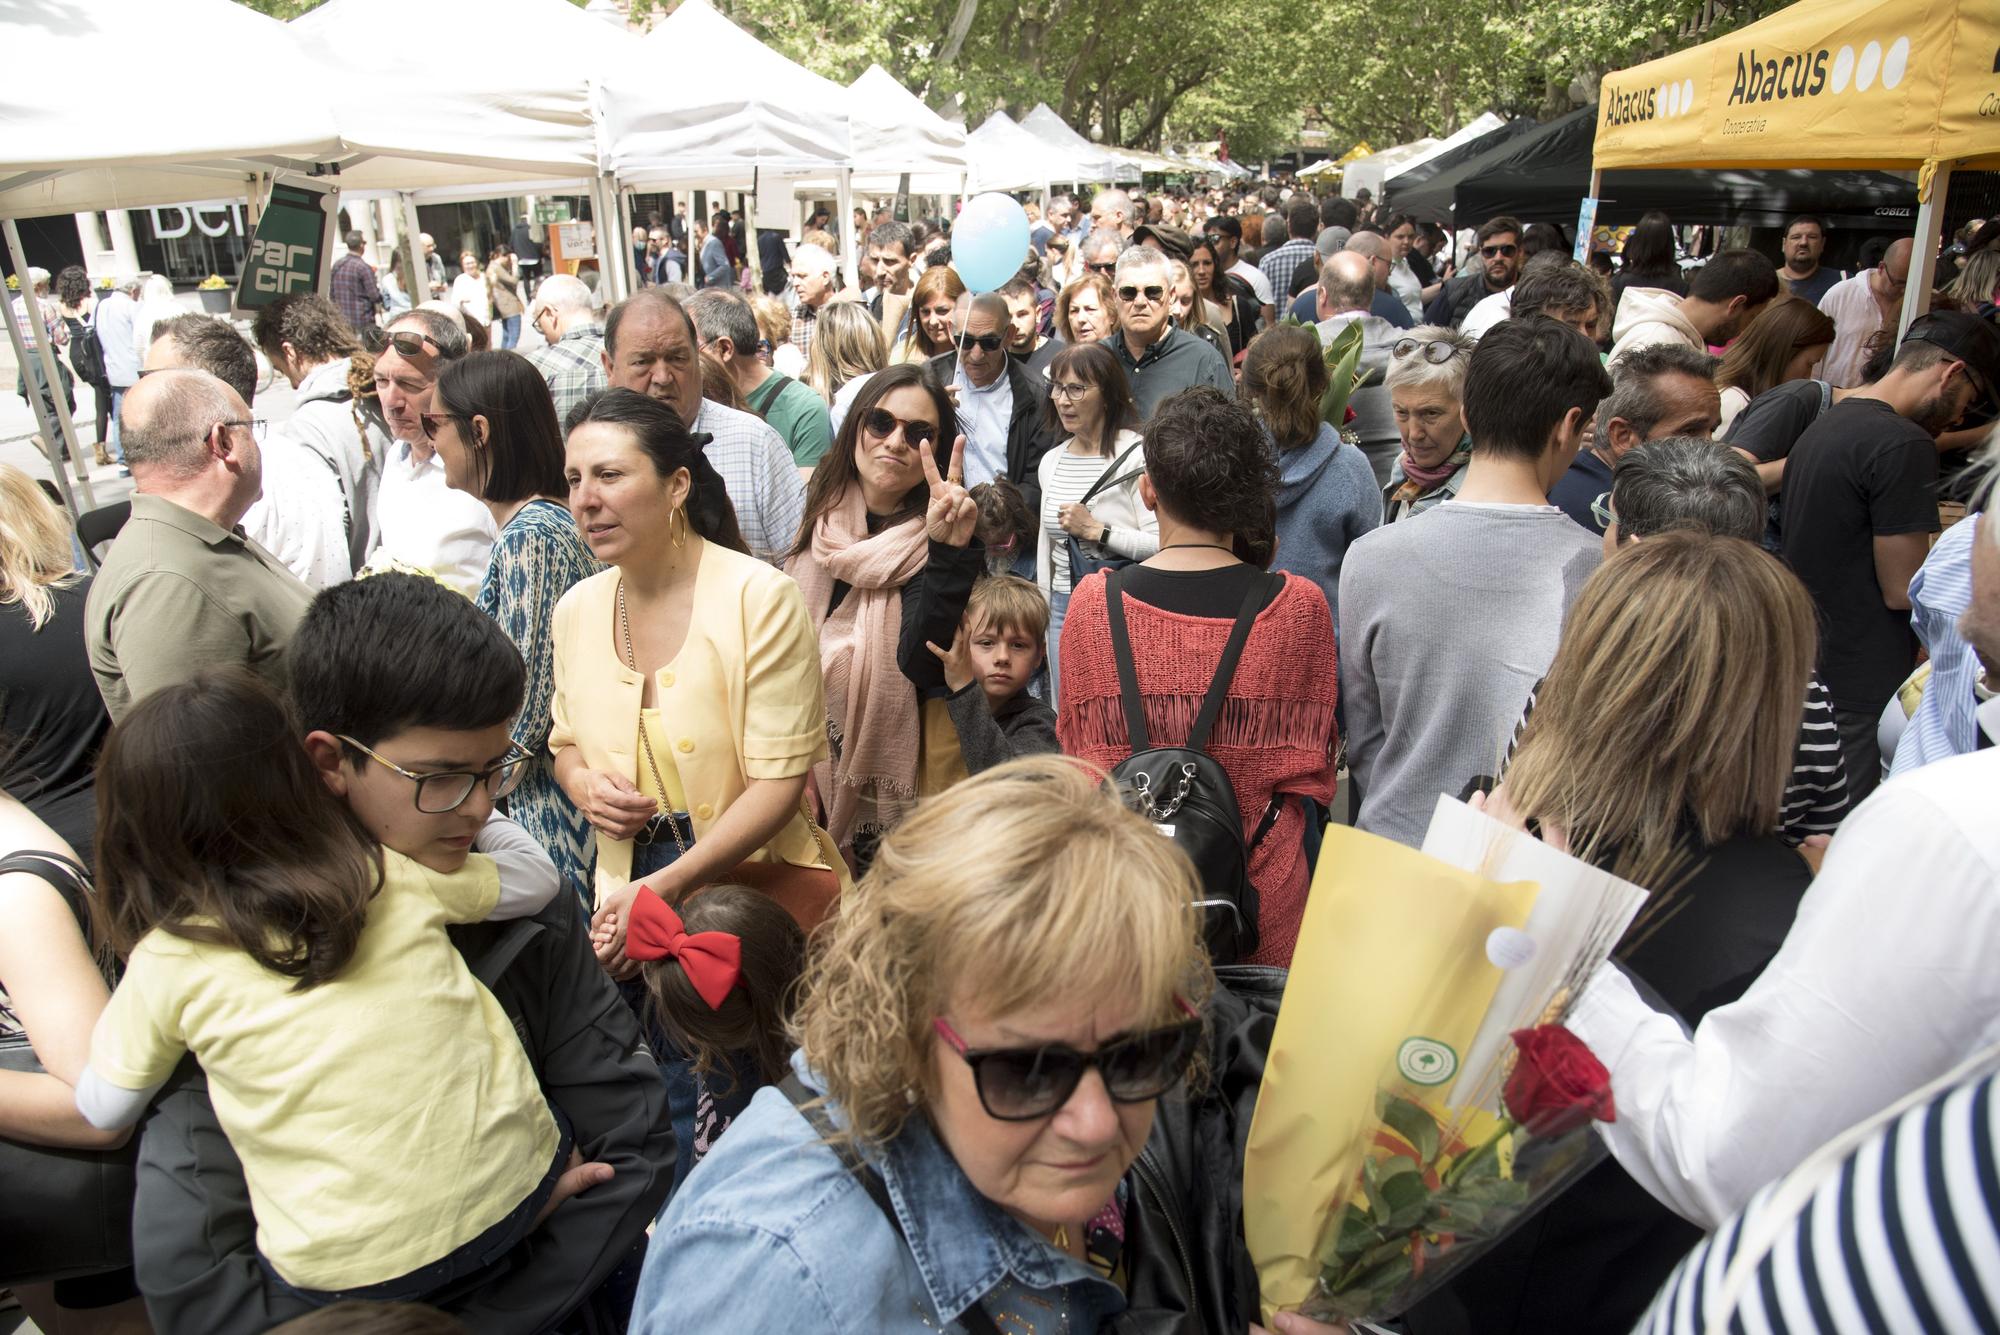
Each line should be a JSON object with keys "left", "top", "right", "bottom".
{"left": 4, "top": 177, "right": 2000, "bottom": 1335}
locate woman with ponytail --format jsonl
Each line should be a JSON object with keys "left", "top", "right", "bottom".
{"left": 550, "top": 388, "right": 847, "bottom": 972}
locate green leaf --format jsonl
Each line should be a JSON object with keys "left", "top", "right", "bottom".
{"left": 1331, "top": 1203, "right": 1378, "bottom": 1261}
{"left": 1378, "top": 1094, "right": 1442, "bottom": 1166}
{"left": 1378, "top": 1168, "right": 1431, "bottom": 1233}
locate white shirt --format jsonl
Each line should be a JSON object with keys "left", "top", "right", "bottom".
{"left": 1571, "top": 696, "right": 2000, "bottom": 1229}
{"left": 1229, "top": 258, "right": 1275, "bottom": 307}
{"left": 952, "top": 363, "right": 1014, "bottom": 489}
{"left": 452, "top": 272, "right": 492, "bottom": 326}
{"left": 772, "top": 343, "right": 807, "bottom": 380}
{"left": 240, "top": 433, "right": 352, "bottom": 590}
{"left": 1817, "top": 269, "right": 1887, "bottom": 389}
{"left": 1459, "top": 287, "right": 1514, "bottom": 339}
{"left": 364, "top": 440, "right": 498, "bottom": 596}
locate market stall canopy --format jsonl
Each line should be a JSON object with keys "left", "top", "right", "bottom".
{"left": 1339, "top": 137, "right": 1439, "bottom": 200}
{"left": 1396, "top": 104, "right": 1918, "bottom": 228}
{"left": 0, "top": 0, "right": 346, "bottom": 218}
{"left": 1593, "top": 0, "right": 2000, "bottom": 170}
{"left": 849, "top": 65, "right": 969, "bottom": 179}
{"left": 1297, "top": 159, "right": 1343, "bottom": 179}
{"left": 599, "top": 0, "right": 852, "bottom": 188}
{"left": 1383, "top": 115, "right": 1533, "bottom": 195}
{"left": 292, "top": 0, "right": 630, "bottom": 198}
{"left": 967, "top": 111, "right": 1081, "bottom": 192}
{"left": 1019, "top": 105, "right": 1127, "bottom": 182}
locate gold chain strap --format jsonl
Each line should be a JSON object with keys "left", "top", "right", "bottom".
{"left": 618, "top": 578, "right": 690, "bottom": 857}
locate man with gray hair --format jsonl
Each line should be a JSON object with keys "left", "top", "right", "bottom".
{"left": 1105, "top": 247, "right": 1233, "bottom": 420}
{"left": 84, "top": 368, "right": 314, "bottom": 721}
{"left": 1549, "top": 342, "right": 1721, "bottom": 535}
{"left": 522, "top": 273, "right": 607, "bottom": 426}
{"left": 1087, "top": 188, "right": 1135, "bottom": 242}
{"left": 1077, "top": 228, "right": 1127, "bottom": 281}
{"left": 930, "top": 291, "right": 1056, "bottom": 511}
{"left": 363, "top": 308, "right": 497, "bottom": 594}
{"left": 786, "top": 243, "right": 840, "bottom": 359}
{"left": 687, "top": 288, "right": 833, "bottom": 469}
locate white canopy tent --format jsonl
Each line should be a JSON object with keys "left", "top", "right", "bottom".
{"left": 966, "top": 111, "right": 1081, "bottom": 193}
{"left": 1376, "top": 112, "right": 1506, "bottom": 191}
{"left": 1339, "top": 137, "right": 1440, "bottom": 200}
{"left": 1019, "top": 104, "right": 1127, "bottom": 182}
{"left": 846, "top": 64, "right": 968, "bottom": 191}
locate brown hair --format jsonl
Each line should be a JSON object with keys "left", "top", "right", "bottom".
{"left": 789, "top": 362, "right": 958, "bottom": 559}
{"left": 94, "top": 667, "right": 382, "bottom": 989}
{"left": 903, "top": 266, "right": 967, "bottom": 359}
{"left": 699, "top": 349, "right": 744, "bottom": 411}
{"left": 968, "top": 479, "right": 1034, "bottom": 575}
{"left": 968, "top": 574, "right": 1050, "bottom": 644}
{"left": 1715, "top": 295, "right": 1838, "bottom": 399}
{"left": 1054, "top": 272, "right": 1121, "bottom": 345}
{"left": 1241, "top": 324, "right": 1330, "bottom": 450}
{"left": 1502, "top": 529, "right": 1817, "bottom": 887}
{"left": 1042, "top": 340, "right": 1139, "bottom": 444}
{"left": 644, "top": 883, "right": 806, "bottom": 1091}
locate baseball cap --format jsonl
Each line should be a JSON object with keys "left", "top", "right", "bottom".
{"left": 1132, "top": 224, "right": 1193, "bottom": 264}
{"left": 1901, "top": 309, "right": 2000, "bottom": 418}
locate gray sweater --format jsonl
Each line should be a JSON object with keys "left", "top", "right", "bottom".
{"left": 1273, "top": 422, "right": 1383, "bottom": 628}
{"left": 1337, "top": 502, "right": 1602, "bottom": 847}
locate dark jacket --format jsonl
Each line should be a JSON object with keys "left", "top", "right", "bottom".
{"left": 942, "top": 681, "right": 1059, "bottom": 773}
{"left": 927, "top": 351, "right": 1059, "bottom": 516}
{"left": 1424, "top": 270, "right": 1507, "bottom": 329}
{"left": 130, "top": 891, "right": 673, "bottom": 1335}
{"left": 1115, "top": 965, "right": 1285, "bottom": 1334}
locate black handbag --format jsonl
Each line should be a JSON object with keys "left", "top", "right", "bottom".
{"left": 1063, "top": 437, "right": 1147, "bottom": 588}
{"left": 0, "top": 850, "right": 138, "bottom": 1286}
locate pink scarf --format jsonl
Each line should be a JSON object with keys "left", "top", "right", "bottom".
{"left": 785, "top": 488, "right": 930, "bottom": 848}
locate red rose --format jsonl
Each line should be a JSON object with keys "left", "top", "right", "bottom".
{"left": 1503, "top": 1025, "right": 1616, "bottom": 1136}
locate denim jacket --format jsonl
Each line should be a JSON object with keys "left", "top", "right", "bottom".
{"left": 632, "top": 1051, "right": 1128, "bottom": 1332}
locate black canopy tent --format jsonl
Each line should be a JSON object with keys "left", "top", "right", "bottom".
{"left": 1380, "top": 117, "right": 1536, "bottom": 197}
{"left": 1387, "top": 105, "right": 1918, "bottom": 231}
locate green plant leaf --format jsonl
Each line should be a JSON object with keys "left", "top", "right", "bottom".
{"left": 1331, "top": 1203, "right": 1378, "bottom": 1261}
{"left": 1378, "top": 1094, "right": 1442, "bottom": 1166}
{"left": 1378, "top": 1169, "right": 1431, "bottom": 1233}
{"left": 1318, "top": 319, "right": 1366, "bottom": 427}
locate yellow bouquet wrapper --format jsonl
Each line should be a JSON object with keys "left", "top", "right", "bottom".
{"left": 1242, "top": 823, "right": 1539, "bottom": 1320}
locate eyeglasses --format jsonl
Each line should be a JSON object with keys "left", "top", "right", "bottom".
{"left": 862, "top": 406, "right": 937, "bottom": 449}
{"left": 1480, "top": 243, "right": 1520, "bottom": 259}
{"left": 216, "top": 418, "right": 269, "bottom": 444}
{"left": 417, "top": 411, "right": 461, "bottom": 440}
{"left": 1591, "top": 491, "right": 1616, "bottom": 530}
{"left": 958, "top": 332, "right": 1006, "bottom": 353}
{"left": 1050, "top": 381, "right": 1095, "bottom": 401}
{"left": 1202, "top": 233, "right": 1225, "bottom": 247}
{"left": 1117, "top": 284, "right": 1167, "bottom": 304}
{"left": 337, "top": 735, "right": 530, "bottom": 814}
{"left": 933, "top": 1003, "right": 1202, "bottom": 1121}
{"left": 1392, "top": 337, "right": 1459, "bottom": 364}
{"left": 1085, "top": 261, "right": 1118, "bottom": 275}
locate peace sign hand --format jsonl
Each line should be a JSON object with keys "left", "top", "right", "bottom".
{"left": 920, "top": 434, "right": 978, "bottom": 548}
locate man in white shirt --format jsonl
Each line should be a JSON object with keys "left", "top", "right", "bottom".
{"left": 363, "top": 309, "right": 497, "bottom": 595}
{"left": 95, "top": 275, "right": 143, "bottom": 469}
{"left": 1571, "top": 448, "right": 2000, "bottom": 1229}
{"left": 1817, "top": 237, "right": 1913, "bottom": 388}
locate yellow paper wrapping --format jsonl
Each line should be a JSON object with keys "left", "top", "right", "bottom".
{"left": 1242, "top": 824, "right": 1540, "bottom": 1319}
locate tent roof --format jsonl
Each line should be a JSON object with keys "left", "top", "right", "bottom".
{"left": 1394, "top": 104, "right": 1918, "bottom": 228}
{"left": 1019, "top": 105, "right": 1125, "bottom": 182}
{"left": 1593, "top": 0, "right": 1998, "bottom": 171}
{"left": 1381, "top": 114, "right": 1527, "bottom": 194}
{"left": 966, "top": 111, "right": 1078, "bottom": 192}
{"left": 600, "top": 0, "right": 851, "bottom": 187}
{"left": 849, "top": 65, "right": 968, "bottom": 177}
{"left": 0, "top": 0, "right": 346, "bottom": 218}
{"left": 1339, "top": 137, "right": 1439, "bottom": 199}
{"left": 292, "top": 0, "right": 626, "bottom": 193}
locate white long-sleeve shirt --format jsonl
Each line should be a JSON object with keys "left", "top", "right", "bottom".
{"left": 1571, "top": 695, "right": 2000, "bottom": 1229}
{"left": 364, "top": 439, "right": 497, "bottom": 596}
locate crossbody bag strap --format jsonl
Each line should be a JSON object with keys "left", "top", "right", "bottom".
{"left": 1103, "top": 567, "right": 1151, "bottom": 751}
{"left": 778, "top": 1072, "right": 1005, "bottom": 1335}
{"left": 1187, "top": 573, "right": 1280, "bottom": 752}
{"left": 1078, "top": 438, "right": 1145, "bottom": 506}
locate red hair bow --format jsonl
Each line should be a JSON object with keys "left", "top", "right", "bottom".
{"left": 625, "top": 892, "right": 743, "bottom": 1010}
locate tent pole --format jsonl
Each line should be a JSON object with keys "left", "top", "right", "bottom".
{"left": 836, "top": 168, "right": 859, "bottom": 293}
{"left": 319, "top": 185, "right": 342, "bottom": 295}
{"left": 399, "top": 192, "right": 428, "bottom": 308}
{"left": 1899, "top": 160, "right": 1952, "bottom": 338}
{"left": 3, "top": 217, "right": 95, "bottom": 519}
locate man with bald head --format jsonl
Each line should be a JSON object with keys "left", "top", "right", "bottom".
{"left": 601, "top": 289, "right": 804, "bottom": 560}
{"left": 1819, "top": 236, "right": 1914, "bottom": 388}
{"left": 1315, "top": 249, "right": 1405, "bottom": 481}
{"left": 84, "top": 369, "right": 314, "bottom": 721}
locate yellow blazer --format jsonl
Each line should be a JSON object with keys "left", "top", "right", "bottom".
{"left": 549, "top": 543, "right": 845, "bottom": 906}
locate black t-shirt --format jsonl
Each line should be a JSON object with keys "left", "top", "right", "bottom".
{"left": 1778, "top": 397, "right": 1939, "bottom": 712}
{"left": 1721, "top": 378, "right": 1832, "bottom": 463}
{"left": 1117, "top": 562, "right": 1282, "bottom": 619}
{"left": 0, "top": 579, "right": 110, "bottom": 867}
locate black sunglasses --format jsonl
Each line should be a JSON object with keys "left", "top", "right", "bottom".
{"left": 862, "top": 407, "right": 937, "bottom": 449}
{"left": 1480, "top": 243, "right": 1519, "bottom": 258}
{"left": 934, "top": 1007, "right": 1202, "bottom": 1121}
{"left": 958, "top": 332, "right": 1006, "bottom": 353}
{"left": 1118, "top": 284, "right": 1166, "bottom": 304}
{"left": 1085, "top": 260, "right": 1118, "bottom": 275}
{"left": 388, "top": 330, "right": 443, "bottom": 358}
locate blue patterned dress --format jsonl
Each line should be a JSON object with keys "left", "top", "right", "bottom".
{"left": 478, "top": 499, "right": 603, "bottom": 900}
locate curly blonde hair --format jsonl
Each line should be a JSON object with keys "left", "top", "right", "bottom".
{"left": 793, "top": 756, "right": 1212, "bottom": 1147}
{"left": 0, "top": 463, "right": 80, "bottom": 629}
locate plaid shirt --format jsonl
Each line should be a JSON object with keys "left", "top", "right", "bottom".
{"left": 523, "top": 323, "right": 608, "bottom": 428}
{"left": 329, "top": 253, "right": 382, "bottom": 333}
{"left": 696, "top": 398, "right": 806, "bottom": 563}
{"left": 789, "top": 302, "right": 819, "bottom": 357}
{"left": 1258, "top": 238, "right": 1316, "bottom": 306}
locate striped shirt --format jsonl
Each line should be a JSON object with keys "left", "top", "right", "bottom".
{"left": 1889, "top": 516, "right": 1983, "bottom": 777}
{"left": 1040, "top": 448, "right": 1120, "bottom": 595}
{"left": 1633, "top": 1062, "right": 2000, "bottom": 1335}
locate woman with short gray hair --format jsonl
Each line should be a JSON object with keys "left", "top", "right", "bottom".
{"left": 1381, "top": 325, "right": 1476, "bottom": 522}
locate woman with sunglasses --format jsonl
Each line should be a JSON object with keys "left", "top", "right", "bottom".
{"left": 1034, "top": 342, "right": 1155, "bottom": 700}
{"left": 630, "top": 756, "right": 1219, "bottom": 1334}
{"left": 429, "top": 350, "right": 602, "bottom": 897}
{"left": 1382, "top": 326, "right": 1477, "bottom": 523}
{"left": 784, "top": 363, "right": 984, "bottom": 867}
{"left": 1053, "top": 272, "right": 1120, "bottom": 347}
{"left": 891, "top": 265, "right": 967, "bottom": 365}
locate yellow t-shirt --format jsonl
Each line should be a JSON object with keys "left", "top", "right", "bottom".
{"left": 89, "top": 848, "right": 558, "bottom": 1290}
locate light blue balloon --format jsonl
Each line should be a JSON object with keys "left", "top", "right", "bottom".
{"left": 951, "top": 193, "right": 1032, "bottom": 294}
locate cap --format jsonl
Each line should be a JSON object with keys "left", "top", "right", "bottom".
{"left": 1902, "top": 309, "right": 2000, "bottom": 415}
{"left": 1132, "top": 224, "right": 1193, "bottom": 264}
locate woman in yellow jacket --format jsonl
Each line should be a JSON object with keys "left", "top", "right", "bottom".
{"left": 550, "top": 388, "right": 844, "bottom": 975}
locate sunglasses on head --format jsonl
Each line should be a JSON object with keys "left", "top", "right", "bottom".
{"left": 862, "top": 407, "right": 937, "bottom": 449}
{"left": 1118, "top": 284, "right": 1166, "bottom": 304}
{"left": 1480, "top": 243, "right": 1519, "bottom": 259}
{"left": 958, "top": 332, "right": 1006, "bottom": 353}
{"left": 388, "top": 330, "right": 442, "bottom": 358}
{"left": 934, "top": 1001, "right": 1202, "bottom": 1121}
{"left": 1393, "top": 337, "right": 1460, "bottom": 364}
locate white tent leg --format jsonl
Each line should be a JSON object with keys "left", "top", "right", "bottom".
{"left": 836, "top": 169, "right": 859, "bottom": 293}
{"left": 399, "top": 191, "right": 427, "bottom": 307}
{"left": 595, "top": 174, "right": 628, "bottom": 301}
{"left": 319, "top": 186, "right": 342, "bottom": 293}
{"left": 1899, "top": 160, "right": 1952, "bottom": 337}
{"left": 2, "top": 217, "right": 94, "bottom": 518}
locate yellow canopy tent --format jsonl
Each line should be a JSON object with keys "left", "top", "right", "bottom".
{"left": 1591, "top": 0, "right": 2000, "bottom": 328}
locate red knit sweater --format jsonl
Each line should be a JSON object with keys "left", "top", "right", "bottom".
{"left": 1056, "top": 571, "right": 1339, "bottom": 966}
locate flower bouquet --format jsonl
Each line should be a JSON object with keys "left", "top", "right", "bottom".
{"left": 1244, "top": 796, "right": 1647, "bottom": 1324}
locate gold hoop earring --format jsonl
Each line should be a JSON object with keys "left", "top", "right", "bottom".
{"left": 670, "top": 505, "right": 688, "bottom": 549}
